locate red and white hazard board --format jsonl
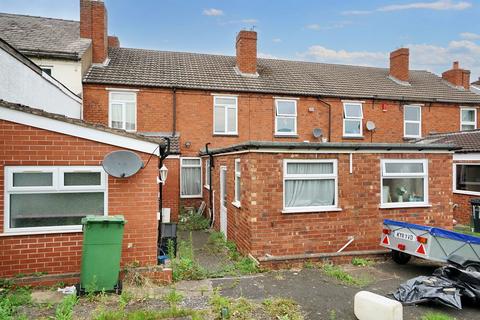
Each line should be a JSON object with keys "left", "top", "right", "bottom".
{"left": 416, "top": 244, "right": 426, "bottom": 255}
{"left": 382, "top": 235, "right": 390, "bottom": 246}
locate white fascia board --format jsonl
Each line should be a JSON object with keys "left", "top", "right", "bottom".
{"left": 0, "top": 107, "right": 159, "bottom": 155}
{"left": 453, "top": 153, "right": 480, "bottom": 161}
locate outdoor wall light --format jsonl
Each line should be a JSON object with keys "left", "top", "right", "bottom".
{"left": 184, "top": 141, "right": 192, "bottom": 148}
{"left": 159, "top": 164, "right": 168, "bottom": 184}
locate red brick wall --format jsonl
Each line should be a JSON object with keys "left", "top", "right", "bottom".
{"left": 83, "top": 85, "right": 473, "bottom": 157}
{"left": 236, "top": 31, "right": 257, "bottom": 74}
{"left": 0, "top": 120, "right": 160, "bottom": 278}
{"left": 206, "top": 151, "right": 453, "bottom": 259}
{"left": 389, "top": 48, "right": 409, "bottom": 82}
{"left": 80, "top": 0, "right": 108, "bottom": 63}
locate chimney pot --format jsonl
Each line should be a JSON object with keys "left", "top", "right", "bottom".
{"left": 453, "top": 61, "right": 459, "bottom": 69}
{"left": 389, "top": 48, "right": 409, "bottom": 83}
{"left": 236, "top": 30, "right": 257, "bottom": 75}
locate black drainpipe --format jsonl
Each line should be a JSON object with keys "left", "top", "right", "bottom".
{"left": 157, "top": 138, "right": 171, "bottom": 259}
{"left": 317, "top": 97, "right": 332, "bottom": 142}
{"left": 172, "top": 87, "right": 177, "bottom": 136}
{"left": 205, "top": 143, "right": 215, "bottom": 227}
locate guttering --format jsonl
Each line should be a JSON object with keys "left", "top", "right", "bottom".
{"left": 316, "top": 97, "right": 332, "bottom": 142}
{"left": 199, "top": 141, "right": 458, "bottom": 156}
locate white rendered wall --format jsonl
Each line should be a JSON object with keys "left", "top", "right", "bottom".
{"left": 0, "top": 48, "right": 81, "bottom": 118}
{"left": 31, "top": 57, "right": 83, "bottom": 96}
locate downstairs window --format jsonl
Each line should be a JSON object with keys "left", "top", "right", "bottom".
{"left": 454, "top": 164, "right": 480, "bottom": 195}
{"left": 5, "top": 166, "right": 106, "bottom": 234}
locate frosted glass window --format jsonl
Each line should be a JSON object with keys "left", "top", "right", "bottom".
{"left": 404, "top": 105, "right": 421, "bottom": 138}
{"left": 13, "top": 172, "right": 52, "bottom": 187}
{"left": 275, "top": 100, "right": 297, "bottom": 135}
{"left": 64, "top": 172, "right": 101, "bottom": 186}
{"left": 343, "top": 103, "right": 363, "bottom": 136}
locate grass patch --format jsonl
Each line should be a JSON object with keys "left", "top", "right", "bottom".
{"left": 54, "top": 294, "right": 77, "bottom": 320}
{"left": 0, "top": 286, "right": 31, "bottom": 319}
{"left": 93, "top": 308, "right": 206, "bottom": 320}
{"left": 178, "top": 207, "right": 210, "bottom": 231}
{"left": 209, "top": 290, "right": 257, "bottom": 320}
{"left": 351, "top": 258, "right": 373, "bottom": 267}
{"left": 420, "top": 312, "right": 456, "bottom": 320}
{"left": 163, "top": 289, "right": 183, "bottom": 308}
{"left": 321, "top": 264, "right": 369, "bottom": 287}
{"left": 171, "top": 232, "right": 207, "bottom": 281}
{"left": 262, "top": 298, "right": 303, "bottom": 320}
{"left": 454, "top": 224, "right": 480, "bottom": 237}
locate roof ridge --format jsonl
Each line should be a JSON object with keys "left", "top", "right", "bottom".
{"left": 0, "top": 11, "right": 78, "bottom": 23}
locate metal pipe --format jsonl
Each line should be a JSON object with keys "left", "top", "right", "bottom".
{"left": 316, "top": 97, "right": 332, "bottom": 142}
{"left": 205, "top": 143, "right": 215, "bottom": 228}
{"left": 157, "top": 138, "right": 170, "bottom": 261}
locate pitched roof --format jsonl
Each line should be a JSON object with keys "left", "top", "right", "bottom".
{"left": 84, "top": 47, "right": 480, "bottom": 104}
{"left": 416, "top": 130, "right": 480, "bottom": 153}
{"left": 0, "top": 99, "right": 180, "bottom": 154}
{"left": 0, "top": 13, "right": 91, "bottom": 60}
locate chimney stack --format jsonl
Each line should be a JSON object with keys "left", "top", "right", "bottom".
{"left": 442, "top": 61, "right": 471, "bottom": 90}
{"left": 389, "top": 48, "right": 409, "bottom": 83}
{"left": 108, "top": 36, "right": 120, "bottom": 48}
{"left": 80, "top": 0, "right": 108, "bottom": 63}
{"left": 235, "top": 30, "right": 257, "bottom": 75}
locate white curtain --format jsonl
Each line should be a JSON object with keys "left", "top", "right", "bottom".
{"left": 285, "top": 163, "right": 335, "bottom": 207}
{"left": 111, "top": 103, "right": 123, "bottom": 129}
{"left": 125, "top": 102, "right": 136, "bottom": 130}
{"left": 181, "top": 167, "right": 201, "bottom": 196}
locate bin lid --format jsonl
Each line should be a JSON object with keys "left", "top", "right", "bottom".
{"left": 471, "top": 198, "right": 480, "bottom": 205}
{"left": 81, "top": 215, "right": 126, "bottom": 225}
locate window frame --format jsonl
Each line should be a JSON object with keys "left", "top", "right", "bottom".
{"left": 275, "top": 99, "right": 297, "bottom": 136}
{"left": 213, "top": 95, "right": 238, "bottom": 135}
{"left": 342, "top": 102, "right": 363, "bottom": 137}
{"left": 282, "top": 159, "right": 339, "bottom": 213}
{"left": 180, "top": 157, "right": 203, "bottom": 198}
{"left": 233, "top": 158, "right": 241, "bottom": 207}
{"left": 460, "top": 107, "right": 477, "bottom": 131}
{"left": 380, "top": 159, "right": 429, "bottom": 208}
{"left": 108, "top": 91, "right": 137, "bottom": 132}
{"left": 453, "top": 163, "right": 480, "bottom": 196}
{"left": 4, "top": 166, "right": 108, "bottom": 235}
{"left": 403, "top": 105, "right": 422, "bottom": 138}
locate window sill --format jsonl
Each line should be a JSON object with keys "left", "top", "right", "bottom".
{"left": 403, "top": 137, "right": 421, "bottom": 141}
{"left": 274, "top": 134, "right": 298, "bottom": 138}
{"left": 213, "top": 133, "right": 238, "bottom": 137}
{"left": 0, "top": 227, "right": 83, "bottom": 237}
{"left": 379, "top": 203, "right": 432, "bottom": 209}
{"left": 453, "top": 190, "right": 480, "bottom": 196}
{"left": 204, "top": 185, "right": 210, "bottom": 190}
{"left": 282, "top": 207, "right": 342, "bottom": 214}
{"left": 342, "top": 136, "right": 364, "bottom": 140}
{"left": 232, "top": 201, "right": 241, "bottom": 208}
{"left": 180, "top": 195, "right": 203, "bottom": 199}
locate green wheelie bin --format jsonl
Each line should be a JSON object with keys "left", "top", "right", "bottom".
{"left": 77, "top": 215, "right": 126, "bottom": 295}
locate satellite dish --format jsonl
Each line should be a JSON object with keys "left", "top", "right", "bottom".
{"left": 102, "top": 150, "right": 144, "bottom": 178}
{"left": 366, "top": 121, "right": 376, "bottom": 131}
{"left": 313, "top": 128, "right": 323, "bottom": 138}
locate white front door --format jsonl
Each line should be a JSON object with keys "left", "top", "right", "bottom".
{"left": 219, "top": 166, "right": 227, "bottom": 238}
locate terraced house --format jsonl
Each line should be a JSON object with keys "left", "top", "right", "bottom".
{"left": 2, "top": 0, "right": 480, "bottom": 269}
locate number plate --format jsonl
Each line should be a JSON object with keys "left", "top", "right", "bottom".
{"left": 394, "top": 231, "right": 415, "bottom": 242}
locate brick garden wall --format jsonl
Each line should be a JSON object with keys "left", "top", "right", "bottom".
{"left": 206, "top": 151, "right": 453, "bottom": 260}
{"left": 0, "top": 119, "right": 160, "bottom": 278}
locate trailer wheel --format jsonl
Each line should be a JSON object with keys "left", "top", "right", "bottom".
{"left": 392, "top": 250, "right": 411, "bottom": 265}
{"left": 464, "top": 263, "right": 480, "bottom": 273}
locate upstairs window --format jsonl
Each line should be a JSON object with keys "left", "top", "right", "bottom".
{"left": 214, "top": 96, "right": 237, "bottom": 135}
{"left": 5, "top": 166, "right": 106, "bottom": 234}
{"left": 181, "top": 158, "right": 202, "bottom": 198}
{"left": 460, "top": 108, "right": 477, "bottom": 131}
{"left": 109, "top": 91, "right": 136, "bottom": 131}
{"left": 275, "top": 99, "right": 297, "bottom": 135}
{"left": 404, "top": 105, "right": 421, "bottom": 138}
{"left": 381, "top": 160, "right": 428, "bottom": 208}
{"left": 343, "top": 103, "right": 363, "bottom": 137}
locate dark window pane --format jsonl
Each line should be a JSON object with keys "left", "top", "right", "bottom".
{"left": 10, "top": 192, "right": 104, "bottom": 228}
{"left": 456, "top": 165, "right": 480, "bottom": 192}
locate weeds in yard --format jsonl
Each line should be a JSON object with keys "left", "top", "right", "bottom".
{"left": 351, "top": 258, "right": 373, "bottom": 267}
{"left": 262, "top": 297, "right": 303, "bottom": 320}
{"left": 321, "top": 264, "right": 369, "bottom": 287}
{"left": 179, "top": 207, "right": 210, "bottom": 231}
{"left": 209, "top": 290, "right": 256, "bottom": 320}
{"left": 163, "top": 289, "right": 183, "bottom": 309}
{"left": 171, "top": 232, "right": 207, "bottom": 281}
{"left": 93, "top": 308, "right": 206, "bottom": 320}
{"left": 119, "top": 290, "right": 134, "bottom": 310}
{"left": 328, "top": 309, "right": 337, "bottom": 320}
{"left": 421, "top": 312, "right": 456, "bottom": 320}
{"left": 0, "top": 286, "right": 31, "bottom": 319}
{"left": 54, "top": 294, "right": 77, "bottom": 320}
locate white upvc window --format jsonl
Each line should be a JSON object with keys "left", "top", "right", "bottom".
{"left": 343, "top": 102, "right": 363, "bottom": 137}
{"left": 454, "top": 163, "right": 480, "bottom": 195}
{"left": 205, "top": 158, "right": 211, "bottom": 189}
{"left": 460, "top": 107, "right": 477, "bottom": 131}
{"left": 380, "top": 159, "right": 429, "bottom": 208}
{"left": 109, "top": 91, "right": 137, "bottom": 131}
{"left": 404, "top": 105, "right": 422, "bottom": 138}
{"left": 4, "top": 166, "right": 107, "bottom": 235}
{"left": 233, "top": 159, "right": 241, "bottom": 207}
{"left": 180, "top": 158, "right": 202, "bottom": 198}
{"left": 283, "top": 159, "right": 338, "bottom": 213}
{"left": 213, "top": 96, "right": 238, "bottom": 135}
{"left": 275, "top": 99, "right": 297, "bottom": 135}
